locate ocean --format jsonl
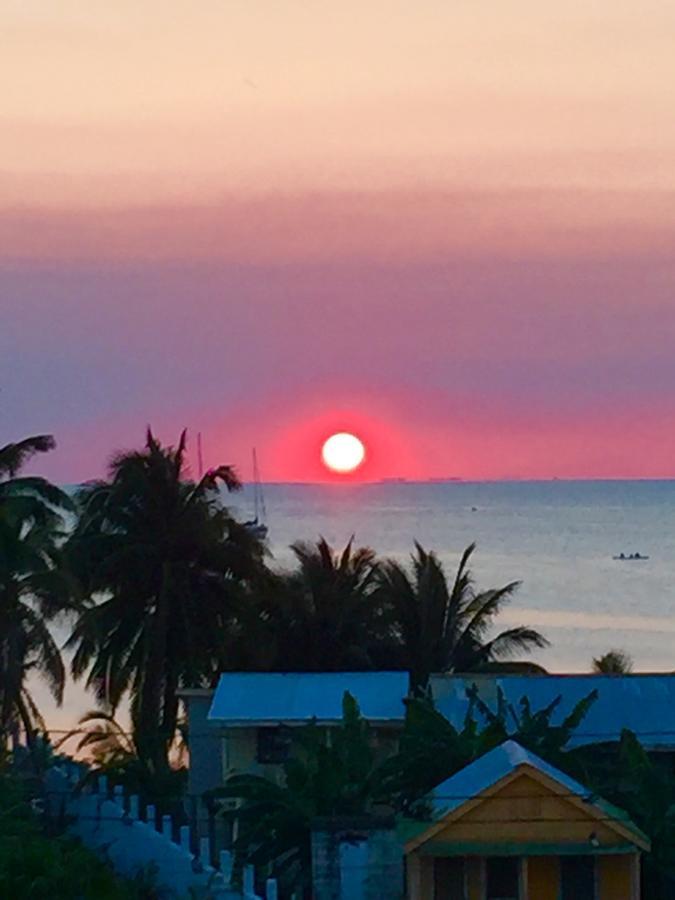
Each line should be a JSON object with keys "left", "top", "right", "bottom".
{"left": 45, "top": 480, "right": 675, "bottom": 733}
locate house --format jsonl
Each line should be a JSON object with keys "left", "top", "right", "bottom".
{"left": 403, "top": 740, "right": 649, "bottom": 900}
{"left": 179, "top": 671, "right": 409, "bottom": 800}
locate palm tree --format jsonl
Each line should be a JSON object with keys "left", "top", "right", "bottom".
{"left": 0, "top": 434, "right": 75, "bottom": 749}
{"left": 65, "top": 429, "right": 264, "bottom": 775}
{"left": 375, "top": 543, "right": 549, "bottom": 693}
{"left": 261, "top": 537, "right": 383, "bottom": 671}
{"left": 59, "top": 709, "right": 186, "bottom": 813}
{"left": 592, "top": 649, "right": 633, "bottom": 674}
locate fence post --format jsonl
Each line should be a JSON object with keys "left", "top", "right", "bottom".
{"left": 200, "top": 836, "right": 211, "bottom": 868}
{"left": 128, "top": 794, "right": 139, "bottom": 820}
{"left": 145, "top": 804, "right": 156, "bottom": 828}
{"left": 243, "top": 864, "right": 255, "bottom": 896}
{"left": 162, "top": 814, "right": 172, "bottom": 840}
{"left": 266, "top": 878, "right": 278, "bottom": 900}
{"left": 113, "top": 784, "right": 124, "bottom": 811}
{"left": 189, "top": 794, "right": 198, "bottom": 849}
{"left": 219, "top": 850, "right": 233, "bottom": 884}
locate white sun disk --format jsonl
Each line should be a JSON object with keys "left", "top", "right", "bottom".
{"left": 322, "top": 432, "right": 366, "bottom": 474}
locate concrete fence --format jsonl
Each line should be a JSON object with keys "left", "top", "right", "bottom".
{"left": 44, "top": 761, "right": 278, "bottom": 900}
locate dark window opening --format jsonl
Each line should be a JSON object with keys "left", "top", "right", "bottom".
{"left": 486, "top": 856, "right": 520, "bottom": 900}
{"left": 561, "top": 856, "right": 595, "bottom": 900}
{"left": 256, "top": 727, "right": 291, "bottom": 764}
{"left": 434, "top": 856, "right": 466, "bottom": 899}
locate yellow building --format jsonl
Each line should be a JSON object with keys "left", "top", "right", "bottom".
{"left": 403, "top": 740, "right": 649, "bottom": 900}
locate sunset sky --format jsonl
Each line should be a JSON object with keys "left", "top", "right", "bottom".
{"left": 3, "top": 1, "right": 675, "bottom": 481}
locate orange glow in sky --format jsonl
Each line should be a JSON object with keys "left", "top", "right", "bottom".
{"left": 3, "top": 2, "right": 675, "bottom": 482}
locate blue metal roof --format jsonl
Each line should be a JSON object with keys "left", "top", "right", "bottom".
{"left": 208, "top": 671, "right": 408, "bottom": 725}
{"left": 431, "top": 674, "right": 675, "bottom": 749}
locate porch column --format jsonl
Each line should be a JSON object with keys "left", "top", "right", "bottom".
{"left": 520, "top": 857, "right": 529, "bottom": 900}
{"left": 630, "top": 853, "right": 641, "bottom": 900}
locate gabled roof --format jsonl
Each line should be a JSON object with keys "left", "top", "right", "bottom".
{"left": 431, "top": 673, "right": 675, "bottom": 749}
{"left": 405, "top": 739, "right": 649, "bottom": 853}
{"left": 428, "top": 741, "right": 606, "bottom": 818}
{"left": 207, "top": 671, "right": 408, "bottom": 725}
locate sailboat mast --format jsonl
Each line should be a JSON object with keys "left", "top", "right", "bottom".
{"left": 244, "top": 448, "right": 268, "bottom": 539}
{"left": 252, "top": 447, "right": 266, "bottom": 523}
{"left": 252, "top": 447, "right": 260, "bottom": 521}
{"left": 197, "top": 432, "right": 204, "bottom": 479}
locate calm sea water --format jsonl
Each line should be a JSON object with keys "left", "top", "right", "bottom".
{"left": 46, "top": 480, "right": 675, "bottom": 732}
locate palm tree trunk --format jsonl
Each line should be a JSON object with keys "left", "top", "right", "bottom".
{"left": 160, "top": 661, "right": 179, "bottom": 762}
{"left": 16, "top": 692, "right": 36, "bottom": 752}
{"left": 137, "top": 562, "right": 171, "bottom": 773}
{"left": 0, "top": 622, "right": 23, "bottom": 739}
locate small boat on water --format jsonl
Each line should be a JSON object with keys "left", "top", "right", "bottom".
{"left": 613, "top": 552, "right": 649, "bottom": 561}
{"left": 244, "top": 448, "right": 268, "bottom": 540}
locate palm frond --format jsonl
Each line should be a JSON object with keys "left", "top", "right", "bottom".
{"left": 0, "top": 435, "right": 56, "bottom": 478}
{"left": 478, "top": 626, "right": 550, "bottom": 662}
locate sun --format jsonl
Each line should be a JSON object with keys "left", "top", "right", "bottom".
{"left": 321, "top": 432, "right": 366, "bottom": 474}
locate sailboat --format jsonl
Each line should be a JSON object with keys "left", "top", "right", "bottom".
{"left": 244, "top": 448, "right": 268, "bottom": 540}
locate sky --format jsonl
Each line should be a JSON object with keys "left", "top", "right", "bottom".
{"left": 3, "top": 1, "right": 675, "bottom": 482}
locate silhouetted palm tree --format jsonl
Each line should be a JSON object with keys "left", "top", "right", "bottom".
{"left": 375, "top": 543, "right": 549, "bottom": 693}
{"left": 261, "top": 537, "right": 383, "bottom": 671}
{"left": 65, "top": 429, "right": 264, "bottom": 774}
{"left": 592, "top": 649, "right": 633, "bottom": 674}
{"left": 0, "top": 434, "right": 75, "bottom": 747}
{"left": 60, "top": 709, "right": 186, "bottom": 812}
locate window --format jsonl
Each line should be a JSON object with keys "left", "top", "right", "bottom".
{"left": 486, "top": 857, "right": 520, "bottom": 900}
{"left": 561, "top": 856, "right": 595, "bottom": 900}
{"left": 256, "top": 727, "right": 291, "bottom": 764}
{"left": 434, "top": 857, "right": 466, "bottom": 899}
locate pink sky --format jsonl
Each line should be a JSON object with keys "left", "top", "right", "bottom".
{"left": 2, "top": 1, "right": 675, "bottom": 481}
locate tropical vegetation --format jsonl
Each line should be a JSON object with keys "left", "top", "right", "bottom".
{"left": 593, "top": 648, "right": 634, "bottom": 674}
{"left": 376, "top": 684, "right": 599, "bottom": 813}
{"left": 373, "top": 542, "right": 549, "bottom": 693}
{"left": 0, "top": 435, "right": 76, "bottom": 751}
{"left": 64, "top": 429, "right": 264, "bottom": 776}
{"left": 255, "top": 537, "right": 382, "bottom": 671}
{"left": 60, "top": 709, "right": 187, "bottom": 814}
{"left": 2, "top": 427, "right": 548, "bottom": 767}
{"left": 207, "top": 692, "right": 384, "bottom": 894}
{"left": 0, "top": 756, "right": 157, "bottom": 899}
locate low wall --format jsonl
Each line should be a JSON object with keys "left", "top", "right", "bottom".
{"left": 44, "top": 762, "right": 277, "bottom": 900}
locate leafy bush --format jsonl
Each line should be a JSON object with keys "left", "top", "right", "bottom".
{"left": 0, "top": 768, "right": 156, "bottom": 899}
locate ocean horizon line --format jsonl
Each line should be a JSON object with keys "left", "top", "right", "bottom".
{"left": 61, "top": 476, "right": 675, "bottom": 488}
